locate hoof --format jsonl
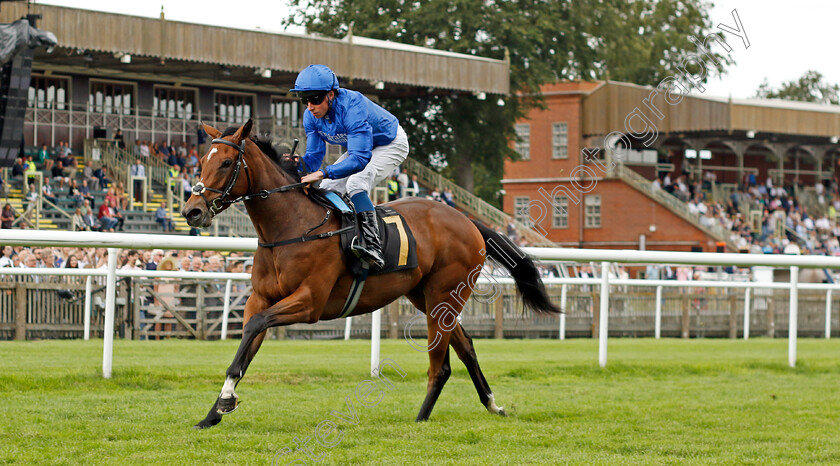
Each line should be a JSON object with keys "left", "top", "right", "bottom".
{"left": 495, "top": 407, "right": 507, "bottom": 417}
{"left": 216, "top": 395, "right": 239, "bottom": 415}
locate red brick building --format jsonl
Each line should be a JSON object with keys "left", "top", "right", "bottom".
{"left": 503, "top": 81, "right": 840, "bottom": 252}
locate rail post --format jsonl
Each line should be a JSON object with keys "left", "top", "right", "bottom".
{"left": 789, "top": 266, "right": 799, "bottom": 368}
{"left": 103, "top": 247, "right": 118, "bottom": 379}
{"left": 370, "top": 309, "right": 381, "bottom": 376}
{"left": 826, "top": 290, "right": 833, "bottom": 339}
{"left": 743, "top": 288, "right": 751, "bottom": 340}
{"left": 84, "top": 276, "right": 92, "bottom": 340}
{"left": 221, "top": 279, "right": 232, "bottom": 340}
{"left": 598, "top": 261, "right": 610, "bottom": 368}
{"left": 654, "top": 285, "right": 662, "bottom": 339}
{"left": 559, "top": 284, "right": 567, "bottom": 340}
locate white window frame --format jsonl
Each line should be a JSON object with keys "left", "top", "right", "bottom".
{"left": 213, "top": 90, "right": 257, "bottom": 125}
{"left": 552, "top": 196, "right": 569, "bottom": 229}
{"left": 552, "top": 122, "right": 568, "bottom": 159}
{"left": 514, "top": 123, "right": 530, "bottom": 160}
{"left": 584, "top": 195, "right": 601, "bottom": 229}
{"left": 514, "top": 196, "right": 532, "bottom": 227}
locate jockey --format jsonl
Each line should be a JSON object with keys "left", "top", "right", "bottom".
{"left": 292, "top": 64, "right": 409, "bottom": 270}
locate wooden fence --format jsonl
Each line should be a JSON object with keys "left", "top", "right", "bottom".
{"left": 2, "top": 280, "right": 837, "bottom": 341}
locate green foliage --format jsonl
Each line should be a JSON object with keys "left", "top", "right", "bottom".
{"left": 283, "top": 0, "right": 730, "bottom": 202}
{"left": 3, "top": 339, "right": 840, "bottom": 463}
{"left": 755, "top": 70, "right": 840, "bottom": 105}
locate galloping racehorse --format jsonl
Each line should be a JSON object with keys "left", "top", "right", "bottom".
{"left": 182, "top": 119, "right": 559, "bottom": 429}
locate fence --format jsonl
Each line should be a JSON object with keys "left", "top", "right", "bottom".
{"left": 3, "top": 230, "right": 840, "bottom": 377}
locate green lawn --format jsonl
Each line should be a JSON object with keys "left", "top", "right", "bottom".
{"left": 1, "top": 338, "right": 840, "bottom": 465}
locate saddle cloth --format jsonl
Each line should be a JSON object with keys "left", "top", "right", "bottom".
{"left": 317, "top": 191, "right": 418, "bottom": 276}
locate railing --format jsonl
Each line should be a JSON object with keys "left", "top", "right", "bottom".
{"left": 5, "top": 230, "right": 840, "bottom": 376}
{"left": 214, "top": 205, "right": 256, "bottom": 237}
{"left": 26, "top": 103, "right": 307, "bottom": 149}
{"left": 615, "top": 164, "right": 738, "bottom": 250}
{"left": 401, "top": 157, "right": 554, "bottom": 246}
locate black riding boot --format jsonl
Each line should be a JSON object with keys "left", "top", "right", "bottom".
{"left": 353, "top": 211, "right": 385, "bottom": 270}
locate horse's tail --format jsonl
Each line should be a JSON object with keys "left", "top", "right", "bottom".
{"left": 471, "top": 220, "right": 560, "bottom": 314}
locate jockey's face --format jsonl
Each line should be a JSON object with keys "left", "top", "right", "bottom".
{"left": 305, "top": 90, "right": 334, "bottom": 119}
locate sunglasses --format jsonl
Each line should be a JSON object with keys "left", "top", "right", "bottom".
{"left": 300, "top": 93, "right": 328, "bottom": 106}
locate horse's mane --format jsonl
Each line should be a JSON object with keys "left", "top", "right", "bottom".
{"left": 219, "top": 127, "right": 301, "bottom": 182}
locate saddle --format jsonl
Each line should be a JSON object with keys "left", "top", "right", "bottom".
{"left": 310, "top": 190, "right": 418, "bottom": 276}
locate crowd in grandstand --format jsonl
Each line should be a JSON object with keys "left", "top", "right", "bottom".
{"left": 0, "top": 245, "right": 253, "bottom": 274}
{"left": 655, "top": 170, "right": 840, "bottom": 256}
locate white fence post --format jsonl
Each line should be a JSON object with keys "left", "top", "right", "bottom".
{"left": 344, "top": 317, "right": 352, "bottom": 341}
{"left": 599, "top": 261, "right": 610, "bottom": 368}
{"left": 559, "top": 284, "right": 567, "bottom": 340}
{"left": 826, "top": 289, "right": 833, "bottom": 339}
{"left": 84, "top": 275, "right": 92, "bottom": 341}
{"left": 103, "top": 248, "right": 118, "bottom": 379}
{"left": 654, "top": 285, "right": 662, "bottom": 339}
{"left": 789, "top": 266, "right": 799, "bottom": 368}
{"left": 221, "top": 279, "right": 232, "bottom": 340}
{"left": 743, "top": 288, "right": 751, "bottom": 340}
{"left": 370, "top": 309, "right": 381, "bottom": 376}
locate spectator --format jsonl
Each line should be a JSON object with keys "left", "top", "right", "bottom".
{"left": 407, "top": 174, "right": 420, "bottom": 197}
{"left": 155, "top": 201, "right": 176, "bottom": 232}
{"left": 130, "top": 159, "right": 146, "bottom": 202}
{"left": 442, "top": 187, "right": 455, "bottom": 207}
{"left": 83, "top": 207, "right": 99, "bottom": 231}
{"left": 37, "top": 144, "right": 52, "bottom": 171}
{"left": 79, "top": 180, "right": 95, "bottom": 209}
{"left": 0, "top": 245, "right": 13, "bottom": 267}
{"left": 81, "top": 161, "right": 99, "bottom": 190}
{"left": 51, "top": 161, "right": 69, "bottom": 188}
{"left": 115, "top": 182, "right": 129, "bottom": 211}
{"left": 186, "top": 145, "right": 199, "bottom": 174}
{"left": 97, "top": 200, "right": 119, "bottom": 232}
{"left": 68, "top": 179, "right": 84, "bottom": 208}
{"left": 72, "top": 208, "right": 85, "bottom": 231}
{"left": 93, "top": 164, "right": 110, "bottom": 189}
{"left": 1, "top": 203, "right": 15, "bottom": 229}
{"left": 387, "top": 175, "right": 400, "bottom": 201}
{"left": 11, "top": 157, "right": 25, "bottom": 178}
{"left": 114, "top": 128, "right": 125, "bottom": 149}
{"left": 397, "top": 168, "right": 409, "bottom": 197}
{"left": 180, "top": 172, "right": 192, "bottom": 202}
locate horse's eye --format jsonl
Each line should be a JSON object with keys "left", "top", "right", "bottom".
{"left": 222, "top": 159, "right": 233, "bottom": 168}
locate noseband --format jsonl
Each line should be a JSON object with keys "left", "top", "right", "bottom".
{"left": 191, "top": 137, "right": 306, "bottom": 215}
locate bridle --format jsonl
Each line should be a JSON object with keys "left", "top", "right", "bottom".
{"left": 191, "top": 137, "right": 305, "bottom": 215}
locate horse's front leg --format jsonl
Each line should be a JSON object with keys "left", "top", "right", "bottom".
{"left": 195, "top": 287, "right": 322, "bottom": 429}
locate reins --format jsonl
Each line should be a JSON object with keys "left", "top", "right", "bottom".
{"left": 192, "top": 136, "right": 345, "bottom": 249}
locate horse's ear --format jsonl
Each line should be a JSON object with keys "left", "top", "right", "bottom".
{"left": 232, "top": 119, "right": 253, "bottom": 143}
{"left": 202, "top": 122, "right": 221, "bottom": 139}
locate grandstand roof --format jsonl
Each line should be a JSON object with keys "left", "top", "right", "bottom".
{"left": 0, "top": 3, "right": 509, "bottom": 96}
{"left": 581, "top": 81, "right": 840, "bottom": 141}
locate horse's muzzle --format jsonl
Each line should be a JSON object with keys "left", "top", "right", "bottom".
{"left": 182, "top": 202, "right": 212, "bottom": 228}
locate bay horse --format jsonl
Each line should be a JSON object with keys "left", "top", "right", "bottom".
{"left": 182, "top": 119, "right": 559, "bottom": 429}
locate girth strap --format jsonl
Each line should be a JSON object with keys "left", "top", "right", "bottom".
{"left": 257, "top": 225, "right": 354, "bottom": 248}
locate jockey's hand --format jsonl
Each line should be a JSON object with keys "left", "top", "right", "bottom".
{"left": 301, "top": 170, "right": 324, "bottom": 185}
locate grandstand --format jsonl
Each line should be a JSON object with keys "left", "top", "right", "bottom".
{"left": 504, "top": 81, "right": 840, "bottom": 257}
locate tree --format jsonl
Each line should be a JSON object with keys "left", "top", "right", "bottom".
{"left": 284, "top": 0, "right": 731, "bottom": 206}
{"left": 755, "top": 70, "right": 840, "bottom": 105}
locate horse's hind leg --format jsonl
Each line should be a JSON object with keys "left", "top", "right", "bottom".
{"left": 449, "top": 323, "right": 505, "bottom": 416}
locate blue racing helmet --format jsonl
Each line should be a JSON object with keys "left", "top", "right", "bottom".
{"left": 289, "top": 64, "right": 339, "bottom": 95}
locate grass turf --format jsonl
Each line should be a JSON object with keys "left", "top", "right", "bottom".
{"left": 1, "top": 338, "right": 839, "bottom": 464}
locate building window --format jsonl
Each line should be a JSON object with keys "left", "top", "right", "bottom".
{"left": 514, "top": 123, "right": 530, "bottom": 160}
{"left": 552, "top": 122, "right": 568, "bottom": 159}
{"left": 552, "top": 196, "right": 568, "bottom": 229}
{"left": 89, "top": 80, "right": 135, "bottom": 115}
{"left": 154, "top": 86, "right": 197, "bottom": 119}
{"left": 214, "top": 92, "right": 254, "bottom": 124}
{"left": 585, "top": 195, "right": 601, "bottom": 228}
{"left": 270, "top": 97, "right": 301, "bottom": 128}
{"left": 514, "top": 196, "right": 533, "bottom": 227}
{"left": 28, "top": 75, "right": 69, "bottom": 110}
